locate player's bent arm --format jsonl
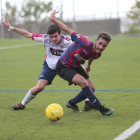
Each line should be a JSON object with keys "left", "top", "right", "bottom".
{"left": 50, "top": 10, "right": 74, "bottom": 36}
{"left": 87, "top": 58, "right": 94, "bottom": 66}
{"left": 86, "top": 58, "right": 94, "bottom": 72}
{"left": 13, "top": 27, "right": 32, "bottom": 38}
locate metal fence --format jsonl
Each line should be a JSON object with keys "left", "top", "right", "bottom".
{"left": 0, "top": 18, "right": 121, "bottom": 38}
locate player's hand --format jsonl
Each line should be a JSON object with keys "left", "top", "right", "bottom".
{"left": 50, "top": 10, "right": 59, "bottom": 22}
{"left": 2, "top": 16, "right": 10, "bottom": 28}
{"left": 81, "top": 65, "right": 89, "bottom": 75}
{"left": 85, "top": 65, "right": 90, "bottom": 73}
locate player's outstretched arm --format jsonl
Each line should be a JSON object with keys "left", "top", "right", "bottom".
{"left": 50, "top": 10, "right": 74, "bottom": 36}
{"left": 2, "top": 15, "right": 32, "bottom": 38}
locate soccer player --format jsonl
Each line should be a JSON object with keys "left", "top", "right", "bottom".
{"left": 50, "top": 10, "right": 114, "bottom": 116}
{"left": 2, "top": 16, "right": 73, "bottom": 110}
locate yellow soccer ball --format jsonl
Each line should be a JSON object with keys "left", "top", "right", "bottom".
{"left": 45, "top": 103, "right": 64, "bottom": 121}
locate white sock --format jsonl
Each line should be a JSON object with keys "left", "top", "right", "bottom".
{"left": 21, "top": 90, "right": 36, "bottom": 106}
{"left": 85, "top": 98, "right": 90, "bottom": 101}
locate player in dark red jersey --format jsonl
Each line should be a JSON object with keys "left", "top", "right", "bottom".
{"left": 50, "top": 10, "right": 114, "bottom": 116}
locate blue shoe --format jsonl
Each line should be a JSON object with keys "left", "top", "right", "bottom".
{"left": 66, "top": 101, "right": 82, "bottom": 112}
{"left": 100, "top": 106, "right": 114, "bottom": 116}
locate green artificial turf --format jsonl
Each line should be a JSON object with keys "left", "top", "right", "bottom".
{"left": 0, "top": 36, "right": 140, "bottom": 140}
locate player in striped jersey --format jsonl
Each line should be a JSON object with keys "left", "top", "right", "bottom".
{"left": 50, "top": 10, "right": 114, "bottom": 116}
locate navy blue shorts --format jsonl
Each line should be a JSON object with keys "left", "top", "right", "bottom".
{"left": 38, "top": 60, "right": 57, "bottom": 85}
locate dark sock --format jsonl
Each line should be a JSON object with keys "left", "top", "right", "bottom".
{"left": 82, "top": 86, "right": 102, "bottom": 110}
{"left": 70, "top": 90, "right": 86, "bottom": 104}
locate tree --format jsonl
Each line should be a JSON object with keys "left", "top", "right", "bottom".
{"left": 20, "top": 0, "right": 53, "bottom": 23}
{"left": 126, "top": 0, "right": 140, "bottom": 34}
{"left": 5, "top": 1, "right": 19, "bottom": 24}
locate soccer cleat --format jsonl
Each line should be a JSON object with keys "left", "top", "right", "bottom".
{"left": 66, "top": 101, "right": 82, "bottom": 112}
{"left": 12, "top": 103, "right": 25, "bottom": 110}
{"left": 100, "top": 106, "right": 114, "bottom": 116}
{"left": 84, "top": 101, "right": 98, "bottom": 111}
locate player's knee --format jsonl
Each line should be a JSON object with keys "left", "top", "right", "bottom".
{"left": 90, "top": 86, "right": 95, "bottom": 92}
{"left": 80, "top": 80, "right": 89, "bottom": 88}
{"left": 39, "top": 85, "right": 45, "bottom": 91}
{"left": 36, "top": 85, "right": 45, "bottom": 92}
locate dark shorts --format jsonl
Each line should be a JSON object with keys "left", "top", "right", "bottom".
{"left": 56, "top": 61, "right": 89, "bottom": 85}
{"left": 38, "top": 60, "right": 57, "bottom": 85}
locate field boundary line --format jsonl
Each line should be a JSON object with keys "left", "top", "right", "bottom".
{"left": 0, "top": 90, "right": 140, "bottom": 92}
{"left": 113, "top": 119, "right": 140, "bottom": 140}
{"left": 0, "top": 43, "right": 41, "bottom": 50}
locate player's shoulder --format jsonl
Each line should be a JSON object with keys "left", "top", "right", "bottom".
{"left": 32, "top": 33, "right": 48, "bottom": 38}
{"left": 62, "top": 35, "right": 72, "bottom": 44}
{"left": 71, "top": 31, "right": 90, "bottom": 44}
{"left": 62, "top": 35, "right": 71, "bottom": 40}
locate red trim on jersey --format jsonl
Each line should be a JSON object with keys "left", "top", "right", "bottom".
{"left": 73, "top": 43, "right": 78, "bottom": 47}
{"left": 44, "top": 45, "right": 47, "bottom": 60}
{"left": 57, "top": 35, "right": 62, "bottom": 45}
{"left": 32, "top": 34, "right": 43, "bottom": 40}
{"left": 61, "top": 53, "right": 69, "bottom": 65}
{"left": 45, "top": 54, "right": 47, "bottom": 60}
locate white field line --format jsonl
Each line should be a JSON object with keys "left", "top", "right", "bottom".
{"left": 0, "top": 43, "right": 41, "bottom": 50}
{"left": 113, "top": 119, "right": 140, "bottom": 140}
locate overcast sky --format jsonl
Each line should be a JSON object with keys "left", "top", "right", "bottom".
{"left": 0, "top": 0, "right": 136, "bottom": 21}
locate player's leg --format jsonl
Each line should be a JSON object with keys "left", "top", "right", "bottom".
{"left": 81, "top": 65, "right": 97, "bottom": 111}
{"left": 85, "top": 74, "right": 114, "bottom": 115}
{"left": 56, "top": 62, "right": 101, "bottom": 112}
{"left": 70, "top": 66, "right": 100, "bottom": 108}
{"left": 66, "top": 74, "right": 88, "bottom": 112}
{"left": 84, "top": 78, "right": 98, "bottom": 111}
{"left": 71, "top": 74, "right": 102, "bottom": 107}
{"left": 71, "top": 74, "right": 114, "bottom": 115}
{"left": 74, "top": 67, "right": 114, "bottom": 115}
{"left": 68, "top": 66, "right": 114, "bottom": 115}
{"left": 56, "top": 61, "right": 114, "bottom": 115}
{"left": 21, "top": 79, "right": 48, "bottom": 106}
{"left": 12, "top": 79, "right": 48, "bottom": 110}
{"left": 56, "top": 61, "right": 85, "bottom": 112}
{"left": 12, "top": 61, "right": 57, "bottom": 110}
{"left": 65, "top": 73, "right": 103, "bottom": 112}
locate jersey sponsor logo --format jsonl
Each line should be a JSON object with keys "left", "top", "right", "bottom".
{"left": 61, "top": 45, "right": 64, "bottom": 48}
{"left": 50, "top": 48, "right": 64, "bottom": 56}
{"left": 74, "top": 54, "right": 85, "bottom": 61}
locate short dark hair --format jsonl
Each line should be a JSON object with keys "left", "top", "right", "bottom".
{"left": 97, "top": 32, "right": 112, "bottom": 43}
{"left": 47, "top": 24, "right": 61, "bottom": 35}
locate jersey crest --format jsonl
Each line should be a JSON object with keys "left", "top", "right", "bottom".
{"left": 74, "top": 54, "right": 85, "bottom": 61}
{"left": 50, "top": 48, "right": 64, "bottom": 56}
